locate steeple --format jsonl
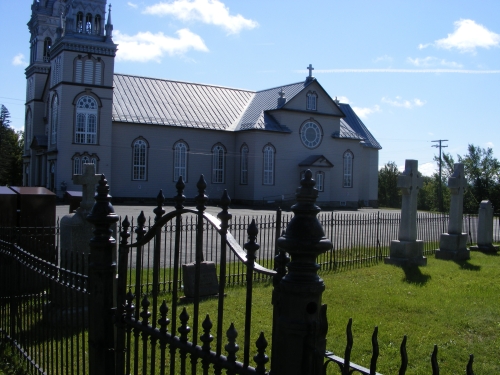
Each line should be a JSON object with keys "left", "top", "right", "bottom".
{"left": 105, "top": 4, "right": 113, "bottom": 42}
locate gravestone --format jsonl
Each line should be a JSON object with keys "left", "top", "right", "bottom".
{"left": 385, "top": 159, "right": 427, "bottom": 266}
{"left": 181, "top": 261, "right": 219, "bottom": 302}
{"left": 435, "top": 163, "right": 470, "bottom": 260}
{"left": 60, "top": 164, "right": 101, "bottom": 274}
{"left": 470, "top": 200, "right": 499, "bottom": 253}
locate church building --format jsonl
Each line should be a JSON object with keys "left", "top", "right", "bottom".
{"left": 24, "top": 0, "right": 381, "bottom": 207}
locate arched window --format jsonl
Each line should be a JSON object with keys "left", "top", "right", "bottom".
{"left": 75, "top": 96, "right": 98, "bottom": 144}
{"left": 212, "top": 144, "right": 225, "bottom": 184}
{"left": 240, "top": 144, "right": 248, "bottom": 185}
{"left": 43, "top": 38, "right": 52, "bottom": 62}
{"left": 85, "top": 14, "right": 93, "bottom": 34}
{"left": 25, "top": 109, "right": 32, "bottom": 150}
{"left": 30, "top": 37, "right": 38, "bottom": 64}
{"left": 73, "top": 157, "right": 81, "bottom": 175}
{"left": 76, "top": 12, "right": 84, "bottom": 33}
{"left": 84, "top": 59, "right": 93, "bottom": 84}
{"left": 94, "top": 15, "right": 101, "bottom": 35}
{"left": 316, "top": 171, "right": 325, "bottom": 192}
{"left": 51, "top": 95, "right": 58, "bottom": 144}
{"left": 27, "top": 77, "right": 34, "bottom": 101}
{"left": 75, "top": 56, "right": 103, "bottom": 85}
{"left": 343, "top": 151, "right": 353, "bottom": 188}
{"left": 263, "top": 144, "right": 275, "bottom": 185}
{"left": 173, "top": 141, "right": 188, "bottom": 182}
{"left": 132, "top": 139, "right": 148, "bottom": 181}
{"left": 306, "top": 91, "right": 317, "bottom": 111}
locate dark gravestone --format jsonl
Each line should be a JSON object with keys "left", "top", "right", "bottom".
{"left": 182, "top": 261, "right": 219, "bottom": 301}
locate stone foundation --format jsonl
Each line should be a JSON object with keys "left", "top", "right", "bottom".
{"left": 385, "top": 240, "right": 427, "bottom": 266}
{"left": 435, "top": 233, "right": 470, "bottom": 260}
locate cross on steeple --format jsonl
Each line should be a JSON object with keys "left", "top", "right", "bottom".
{"left": 73, "top": 163, "right": 101, "bottom": 214}
{"left": 307, "top": 64, "right": 314, "bottom": 77}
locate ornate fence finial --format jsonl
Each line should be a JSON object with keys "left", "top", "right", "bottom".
{"left": 175, "top": 176, "right": 186, "bottom": 210}
{"left": 135, "top": 211, "right": 146, "bottom": 240}
{"left": 120, "top": 216, "right": 130, "bottom": 246}
{"left": 225, "top": 323, "right": 239, "bottom": 363}
{"left": 217, "top": 190, "right": 232, "bottom": 232}
{"left": 154, "top": 190, "right": 165, "bottom": 223}
{"left": 254, "top": 332, "right": 269, "bottom": 374}
{"left": 272, "top": 170, "right": 332, "bottom": 375}
{"left": 195, "top": 175, "right": 208, "bottom": 212}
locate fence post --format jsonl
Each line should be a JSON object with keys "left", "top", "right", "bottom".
{"left": 275, "top": 207, "right": 282, "bottom": 256}
{"left": 86, "top": 175, "right": 119, "bottom": 375}
{"left": 271, "top": 170, "right": 333, "bottom": 375}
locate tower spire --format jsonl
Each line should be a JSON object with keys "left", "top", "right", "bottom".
{"left": 105, "top": 4, "right": 113, "bottom": 41}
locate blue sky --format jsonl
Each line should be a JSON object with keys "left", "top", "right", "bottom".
{"left": 2, "top": 0, "right": 499, "bottom": 176}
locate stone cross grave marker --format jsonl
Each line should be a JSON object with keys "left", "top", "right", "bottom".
{"left": 436, "top": 163, "right": 470, "bottom": 260}
{"left": 73, "top": 163, "right": 101, "bottom": 213}
{"left": 470, "top": 200, "right": 499, "bottom": 253}
{"left": 397, "top": 159, "right": 422, "bottom": 242}
{"left": 385, "top": 159, "right": 426, "bottom": 266}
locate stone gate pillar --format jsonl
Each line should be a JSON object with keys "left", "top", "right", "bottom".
{"left": 86, "top": 175, "right": 119, "bottom": 375}
{"left": 271, "top": 170, "right": 332, "bottom": 375}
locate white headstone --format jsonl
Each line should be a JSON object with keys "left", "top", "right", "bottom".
{"left": 470, "top": 200, "right": 499, "bottom": 253}
{"left": 436, "top": 163, "right": 470, "bottom": 260}
{"left": 73, "top": 163, "right": 101, "bottom": 214}
{"left": 385, "top": 159, "right": 426, "bottom": 266}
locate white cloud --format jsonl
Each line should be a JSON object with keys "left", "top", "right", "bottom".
{"left": 373, "top": 55, "right": 393, "bottom": 64}
{"left": 114, "top": 29, "right": 209, "bottom": 62}
{"left": 127, "top": 2, "right": 138, "bottom": 8}
{"left": 422, "top": 19, "right": 500, "bottom": 53}
{"left": 352, "top": 105, "right": 381, "bottom": 120}
{"left": 144, "top": 0, "right": 258, "bottom": 35}
{"left": 407, "top": 57, "right": 463, "bottom": 68}
{"left": 418, "top": 162, "right": 437, "bottom": 177}
{"left": 12, "top": 53, "right": 28, "bottom": 67}
{"left": 381, "top": 96, "right": 426, "bottom": 109}
{"left": 486, "top": 142, "right": 494, "bottom": 148}
{"left": 312, "top": 68, "right": 500, "bottom": 74}
{"left": 335, "top": 95, "right": 350, "bottom": 104}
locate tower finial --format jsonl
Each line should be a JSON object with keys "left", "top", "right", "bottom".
{"left": 105, "top": 4, "right": 114, "bottom": 41}
{"left": 306, "top": 64, "right": 315, "bottom": 83}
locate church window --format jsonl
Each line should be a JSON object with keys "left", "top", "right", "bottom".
{"left": 73, "top": 157, "right": 81, "bottom": 175}
{"left": 27, "top": 77, "right": 34, "bottom": 101}
{"left": 240, "top": 144, "right": 248, "bottom": 185}
{"left": 51, "top": 95, "right": 59, "bottom": 144}
{"left": 132, "top": 139, "right": 148, "bottom": 181}
{"left": 25, "top": 109, "right": 32, "bottom": 150}
{"left": 76, "top": 12, "right": 84, "bottom": 33}
{"left": 43, "top": 38, "right": 52, "bottom": 63}
{"left": 343, "top": 151, "right": 353, "bottom": 188}
{"left": 30, "top": 37, "right": 38, "bottom": 64}
{"left": 75, "top": 59, "right": 83, "bottom": 83}
{"left": 75, "top": 96, "right": 98, "bottom": 144}
{"left": 306, "top": 92, "right": 317, "bottom": 111}
{"left": 84, "top": 60, "right": 93, "bottom": 84}
{"left": 95, "top": 60, "right": 102, "bottom": 85}
{"left": 212, "top": 144, "right": 225, "bottom": 184}
{"left": 85, "top": 14, "right": 93, "bottom": 34}
{"left": 52, "top": 56, "right": 62, "bottom": 86}
{"left": 94, "top": 15, "right": 101, "bottom": 35}
{"left": 300, "top": 121, "right": 322, "bottom": 149}
{"left": 263, "top": 144, "right": 275, "bottom": 185}
{"left": 173, "top": 141, "right": 188, "bottom": 182}
{"left": 316, "top": 171, "right": 325, "bottom": 192}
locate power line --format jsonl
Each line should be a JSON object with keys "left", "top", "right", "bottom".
{"left": 432, "top": 139, "right": 448, "bottom": 212}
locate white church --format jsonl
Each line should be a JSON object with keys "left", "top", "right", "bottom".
{"left": 24, "top": 0, "right": 381, "bottom": 208}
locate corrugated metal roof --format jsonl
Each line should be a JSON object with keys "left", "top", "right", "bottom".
{"left": 112, "top": 74, "right": 255, "bottom": 130}
{"left": 337, "top": 103, "right": 382, "bottom": 149}
{"left": 111, "top": 74, "right": 381, "bottom": 150}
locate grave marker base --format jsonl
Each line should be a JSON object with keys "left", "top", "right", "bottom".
{"left": 470, "top": 244, "right": 499, "bottom": 253}
{"left": 435, "top": 233, "right": 470, "bottom": 260}
{"left": 385, "top": 240, "right": 427, "bottom": 266}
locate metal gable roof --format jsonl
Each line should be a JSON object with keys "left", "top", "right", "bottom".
{"left": 112, "top": 74, "right": 254, "bottom": 130}
{"left": 337, "top": 103, "right": 382, "bottom": 149}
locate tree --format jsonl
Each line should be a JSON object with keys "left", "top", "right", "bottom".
{"left": 0, "top": 105, "right": 23, "bottom": 186}
{"left": 378, "top": 161, "right": 401, "bottom": 208}
{"left": 458, "top": 144, "right": 500, "bottom": 213}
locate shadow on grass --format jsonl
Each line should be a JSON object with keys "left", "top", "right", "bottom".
{"left": 454, "top": 260, "right": 481, "bottom": 271}
{"left": 401, "top": 266, "right": 431, "bottom": 286}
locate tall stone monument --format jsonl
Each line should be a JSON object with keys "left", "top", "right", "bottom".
{"left": 435, "top": 163, "right": 470, "bottom": 260}
{"left": 385, "top": 160, "right": 427, "bottom": 266}
{"left": 470, "top": 200, "right": 499, "bottom": 253}
{"left": 60, "top": 164, "right": 102, "bottom": 275}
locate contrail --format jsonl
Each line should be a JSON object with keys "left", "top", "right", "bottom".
{"left": 296, "top": 69, "right": 500, "bottom": 74}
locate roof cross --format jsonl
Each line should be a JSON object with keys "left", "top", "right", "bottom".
{"left": 307, "top": 64, "right": 314, "bottom": 77}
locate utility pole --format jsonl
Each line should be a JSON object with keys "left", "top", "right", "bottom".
{"left": 432, "top": 139, "right": 448, "bottom": 212}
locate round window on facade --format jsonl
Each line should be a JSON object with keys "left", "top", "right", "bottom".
{"left": 300, "top": 121, "right": 322, "bottom": 149}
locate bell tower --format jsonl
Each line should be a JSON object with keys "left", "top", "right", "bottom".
{"left": 24, "top": 0, "right": 117, "bottom": 196}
